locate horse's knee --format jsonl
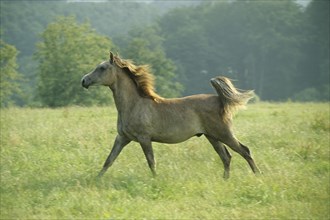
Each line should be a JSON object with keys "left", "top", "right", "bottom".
{"left": 220, "top": 136, "right": 260, "bottom": 175}
{"left": 239, "top": 143, "right": 260, "bottom": 174}
{"left": 222, "top": 138, "right": 251, "bottom": 159}
{"left": 239, "top": 142, "right": 251, "bottom": 157}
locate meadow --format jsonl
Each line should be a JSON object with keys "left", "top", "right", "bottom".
{"left": 1, "top": 103, "right": 329, "bottom": 219}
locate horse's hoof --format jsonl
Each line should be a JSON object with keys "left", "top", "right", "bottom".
{"left": 97, "top": 170, "right": 106, "bottom": 179}
{"left": 223, "top": 173, "right": 230, "bottom": 180}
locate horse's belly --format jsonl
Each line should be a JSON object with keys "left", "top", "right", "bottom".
{"left": 151, "top": 135, "right": 196, "bottom": 144}
{"left": 149, "top": 110, "right": 205, "bottom": 143}
{"left": 151, "top": 125, "right": 202, "bottom": 144}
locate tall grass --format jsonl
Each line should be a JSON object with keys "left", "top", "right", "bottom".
{"left": 1, "top": 103, "right": 329, "bottom": 219}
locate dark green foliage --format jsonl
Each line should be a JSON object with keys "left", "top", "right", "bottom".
{"left": 0, "top": 1, "right": 163, "bottom": 106}
{"left": 296, "top": 0, "right": 329, "bottom": 100}
{"left": 0, "top": 40, "right": 21, "bottom": 107}
{"left": 293, "top": 85, "right": 330, "bottom": 102}
{"left": 0, "top": 1, "right": 159, "bottom": 57}
{"left": 0, "top": 0, "right": 329, "bottom": 105}
{"left": 158, "top": 0, "right": 320, "bottom": 100}
{"left": 35, "top": 17, "right": 114, "bottom": 107}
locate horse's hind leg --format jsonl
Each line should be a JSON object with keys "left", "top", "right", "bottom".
{"left": 206, "top": 135, "right": 232, "bottom": 179}
{"left": 222, "top": 135, "right": 260, "bottom": 174}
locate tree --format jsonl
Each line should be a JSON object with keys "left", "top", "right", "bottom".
{"left": 158, "top": 0, "right": 306, "bottom": 100}
{"left": 158, "top": 6, "right": 214, "bottom": 95}
{"left": 1, "top": 1, "right": 167, "bottom": 106}
{"left": 296, "top": 0, "right": 329, "bottom": 100}
{"left": 35, "top": 16, "right": 114, "bottom": 107}
{"left": 0, "top": 39, "right": 21, "bottom": 107}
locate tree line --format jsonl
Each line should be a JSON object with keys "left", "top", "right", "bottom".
{"left": 156, "top": 0, "right": 329, "bottom": 101}
{"left": 0, "top": 0, "right": 329, "bottom": 107}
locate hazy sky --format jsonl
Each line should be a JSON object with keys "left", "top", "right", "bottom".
{"left": 296, "top": 0, "right": 311, "bottom": 7}
{"left": 67, "top": 0, "right": 312, "bottom": 7}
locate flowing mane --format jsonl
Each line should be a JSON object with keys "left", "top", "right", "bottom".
{"left": 112, "top": 54, "right": 163, "bottom": 102}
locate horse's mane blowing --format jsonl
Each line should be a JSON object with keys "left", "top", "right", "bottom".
{"left": 112, "top": 54, "right": 163, "bottom": 102}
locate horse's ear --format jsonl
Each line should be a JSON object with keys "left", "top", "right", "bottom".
{"left": 110, "top": 51, "right": 114, "bottom": 64}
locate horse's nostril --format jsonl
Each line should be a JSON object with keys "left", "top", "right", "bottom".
{"left": 81, "top": 78, "right": 89, "bottom": 89}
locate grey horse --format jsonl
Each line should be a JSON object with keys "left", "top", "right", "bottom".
{"left": 81, "top": 52, "right": 260, "bottom": 179}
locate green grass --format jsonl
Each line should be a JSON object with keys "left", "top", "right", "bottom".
{"left": 1, "top": 103, "right": 329, "bottom": 219}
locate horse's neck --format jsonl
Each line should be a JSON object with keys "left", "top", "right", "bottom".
{"left": 111, "top": 72, "right": 141, "bottom": 118}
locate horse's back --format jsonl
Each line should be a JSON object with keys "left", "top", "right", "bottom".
{"left": 161, "top": 94, "right": 219, "bottom": 108}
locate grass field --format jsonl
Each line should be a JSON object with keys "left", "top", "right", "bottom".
{"left": 1, "top": 103, "right": 329, "bottom": 219}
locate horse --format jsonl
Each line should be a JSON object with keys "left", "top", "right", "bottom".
{"left": 81, "top": 52, "right": 260, "bottom": 179}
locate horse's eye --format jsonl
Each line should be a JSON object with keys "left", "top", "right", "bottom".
{"left": 100, "top": 66, "right": 106, "bottom": 71}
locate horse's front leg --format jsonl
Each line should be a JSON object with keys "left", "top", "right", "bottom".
{"left": 98, "top": 134, "right": 131, "bottom": 178}
{"left": 139, "top": 137, "right": 156, "bottom": 177}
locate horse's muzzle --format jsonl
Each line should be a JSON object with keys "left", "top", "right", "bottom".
{"left": 81, "top": 77, "right": 90, "bottom": 89}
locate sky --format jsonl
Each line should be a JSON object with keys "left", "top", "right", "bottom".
{"left": 66, "top": 0, "right": 312, "bottom": 7}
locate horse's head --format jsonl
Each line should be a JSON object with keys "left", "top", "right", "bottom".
{"left": 81, "top": 52, "right": 117, "bottom": 89}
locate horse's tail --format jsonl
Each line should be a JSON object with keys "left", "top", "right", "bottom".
{"left": 210, "top": 76, "right": 254, "bottom": 123}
